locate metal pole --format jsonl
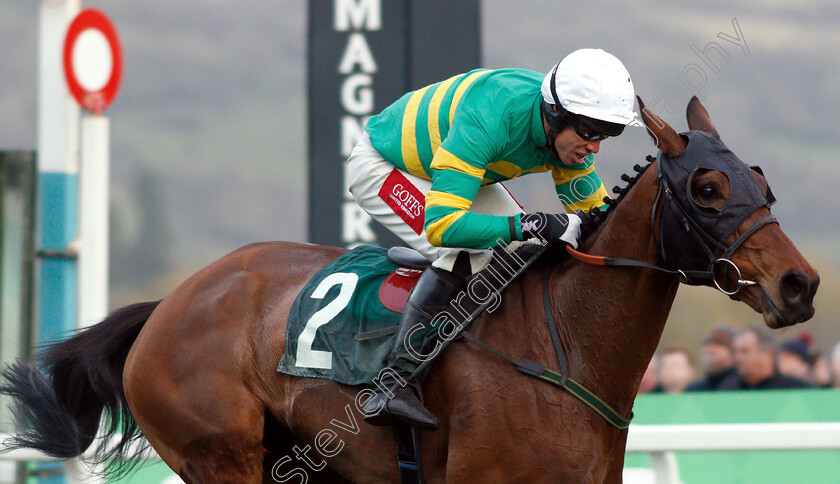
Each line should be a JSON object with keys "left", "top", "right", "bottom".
{"left": 78, "top": 115, "right": 109, "bottom": 328}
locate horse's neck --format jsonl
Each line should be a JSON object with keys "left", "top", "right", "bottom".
{"left": 551, "top": 163, "right": 678, "bottom": 412}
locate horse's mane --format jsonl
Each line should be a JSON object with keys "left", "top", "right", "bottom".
{"left": 580, "top": 155, "right": 656, "bottom": 242}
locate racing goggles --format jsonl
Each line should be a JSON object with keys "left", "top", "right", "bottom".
{"left": 571, "top": 114, "right": 625, "bottom": 142}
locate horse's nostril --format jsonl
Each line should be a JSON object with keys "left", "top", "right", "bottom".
{"left": 780, "top": 272, "right": 810, "bottom": 307}
{"left": 809, "top": 276, "right": 820, "bottom": 303}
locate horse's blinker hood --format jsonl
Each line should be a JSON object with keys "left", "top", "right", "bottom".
{"left": 657, "top": 131, "right": 776, "bottom": 282}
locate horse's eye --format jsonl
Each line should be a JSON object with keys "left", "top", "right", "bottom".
{"left": 698, "top": 185, "right": 718, "bottom": 200}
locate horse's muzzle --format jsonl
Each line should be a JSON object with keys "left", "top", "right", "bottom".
{"left": 764, "top": 271, "right": 819, "bottom": 328}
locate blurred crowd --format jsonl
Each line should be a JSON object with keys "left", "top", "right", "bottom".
{"left": 639, "top": 325, "right": 840, "bottom": 393}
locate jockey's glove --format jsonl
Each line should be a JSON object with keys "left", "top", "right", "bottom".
{"left": 517, "top": 212, "right": 582, "bottom": 249}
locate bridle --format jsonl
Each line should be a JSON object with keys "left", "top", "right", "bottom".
{"left": 569, "top": 131, "right": 777, "bottom": 296}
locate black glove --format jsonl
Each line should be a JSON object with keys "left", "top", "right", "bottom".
{"left": 517, "top": 212, "right": 582, "bottom": 249}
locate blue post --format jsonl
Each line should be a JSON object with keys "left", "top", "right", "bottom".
{"left": 37, "top": 173, "right": 79, "bottom": 342}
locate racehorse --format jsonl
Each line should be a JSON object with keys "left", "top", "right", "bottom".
{"left": 0, "top": 97, "right": 818, "bottom": 483}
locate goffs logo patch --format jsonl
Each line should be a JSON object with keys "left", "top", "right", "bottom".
{"left": 378, "top": 169, "right": 425, "bottom": 235}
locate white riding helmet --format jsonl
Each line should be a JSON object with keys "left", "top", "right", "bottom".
{"left": 541, "top": 48, "right": 636, "bottom": 126}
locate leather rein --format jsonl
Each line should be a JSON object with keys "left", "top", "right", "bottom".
{"left": 461, "top": 261, "right": 633, "bottom": 430}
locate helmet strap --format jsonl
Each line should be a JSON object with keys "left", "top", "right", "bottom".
{"left": 541, "top": 101, "right": 564, "bottom": 161}
{"left": 542, "top": 64, "right": 576, "bottom": 161}
{"left": 544, "top": 126, "right": 562, "bottom": 161}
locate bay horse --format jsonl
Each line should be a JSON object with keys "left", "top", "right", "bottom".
{"left": 1, "top": 97, "right": 818, "bottom": 483}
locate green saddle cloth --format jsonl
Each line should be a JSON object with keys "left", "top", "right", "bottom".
{"left": 277, "top": 245, "right": 403, "bottom": 385}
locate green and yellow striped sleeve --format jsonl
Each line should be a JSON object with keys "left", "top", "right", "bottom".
{"left": 424, "top": 148, "right": 516, "bottom": 249}
{"left": 552, "top": 161, "right": 610, "bottom": 214}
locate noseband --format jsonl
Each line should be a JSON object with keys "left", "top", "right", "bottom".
{"left": 569, "top": 131, "right": 777, "bottom": 295}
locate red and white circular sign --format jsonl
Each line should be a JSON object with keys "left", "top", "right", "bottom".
{"left": 63, "top": 9, "right": 122, "bottom": 114}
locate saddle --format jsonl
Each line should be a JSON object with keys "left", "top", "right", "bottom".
{"left": 377, "top": 247, "right": 430, "bottom": 313}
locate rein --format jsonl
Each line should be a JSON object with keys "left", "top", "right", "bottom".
{"left": 462, "top": 328, "right": 632, "bottom": 430}
{"left": 461, "top": 254, "right": 633, "bottom": 431}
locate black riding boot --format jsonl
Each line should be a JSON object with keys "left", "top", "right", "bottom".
{"left": 363, "top": 266, "right": 465, "bottom": 430}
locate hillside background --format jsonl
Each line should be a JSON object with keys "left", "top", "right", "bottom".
{"left": 2, "top": 0, "right": 838, "bottom": 356}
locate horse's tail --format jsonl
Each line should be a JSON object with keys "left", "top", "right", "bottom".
{"left": 0, "top": 300, "right": 160, "bottom": 473}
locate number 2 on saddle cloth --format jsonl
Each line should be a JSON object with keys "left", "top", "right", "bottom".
{"left": 277, "top": 245, "right": 430, "bottom": 386}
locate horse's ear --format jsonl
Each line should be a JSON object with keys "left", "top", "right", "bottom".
{"left": 686, "top": 95, "right": 719, "bottom": 136}
{"left": 637, "top": 96, "right": 686, "bottom": 156}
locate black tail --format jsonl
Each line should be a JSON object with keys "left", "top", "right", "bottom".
{"left": 0, "top": 300, "right": 160, "bottom": 476}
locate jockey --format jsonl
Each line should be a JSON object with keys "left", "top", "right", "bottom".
{"left": 346, "top": 48, "right": 637, "bottom": 430}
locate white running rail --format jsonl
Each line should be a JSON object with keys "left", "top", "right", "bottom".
{"left": 624, "top": 422, "right": 840, "bottom": 484}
